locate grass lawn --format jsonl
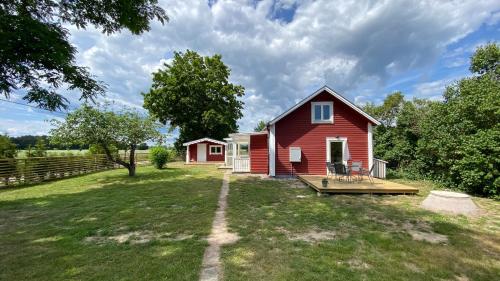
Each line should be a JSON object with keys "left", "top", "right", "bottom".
{"left": 224, "top": 176, "right": 500, "bottom": 281}
{"left": 0, "top": 163, "right": 224, "bottom": 281}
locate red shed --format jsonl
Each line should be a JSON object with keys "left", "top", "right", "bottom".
{"left": 182, "top": 138, "right": 226, "bottom": 164}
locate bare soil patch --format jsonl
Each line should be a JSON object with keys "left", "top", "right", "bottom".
{"left": 276, "top": 227, "right": 346, "bottom": 243}
{"left": 402, "top": 222, "right": 448, "bottom": 244}
{"left": 84, "top": 230, "right": 193, "bottom": 245}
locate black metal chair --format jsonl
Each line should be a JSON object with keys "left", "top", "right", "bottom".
{"left": 334, "top": 163, "right": 352, "bottom": 182}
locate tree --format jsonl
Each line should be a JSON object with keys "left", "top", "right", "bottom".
{"left": 50, "top": 105, "right": 161, "bottom": 176}
{"left": 26, "top": 138, "right": 47, "bottom": 157}
{"left": 254, "top": 120, "right": 267, "bottom": 132}
{"left": 0, "top": 135, "right": 17, "bottom": 158}
{"left": 143, "top": 50, "right": 245, "bottom": 150}
{"left": 469, "top": 43, "right": 500, "bottom": 79}
{"left": 0, "top": 135, "right": 17, "bottom": 185}
{"left": 1, "top": 0, "right": 168, "bottom": 110}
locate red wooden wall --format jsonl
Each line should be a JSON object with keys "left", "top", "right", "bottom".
{"left": 250, "top": 134, "right": 268, "bottom": 174}
{"left": 274, "top": 91, "right": 371, "bottom": 176}
{"left": 187, "top": 141, "right": 225, "bottom": 162}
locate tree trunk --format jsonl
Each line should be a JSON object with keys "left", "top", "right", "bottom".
{"left": 128, "top": 163, "right": 136, "bottom": 176}
{"left": 128, "top": 145, "right": 136, "bottom": 177}
{"left": 100, "top": 142, "right": 131, "bottom": 174}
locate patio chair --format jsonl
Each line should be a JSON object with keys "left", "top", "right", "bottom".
{"left": 360, "top": 164, "right": 375, "bottom": 184}
{"left": 351, "top": 161, "right": 362, "bottom": 181}
{"left": 326, "top": 162, "right": 336, "bottom": 180}
{"left": 334, "top": 163, "right": 352, "bottom": 182}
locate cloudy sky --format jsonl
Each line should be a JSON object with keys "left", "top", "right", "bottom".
{"left": 1, "top": 0, "right": 499, "bottom": 139}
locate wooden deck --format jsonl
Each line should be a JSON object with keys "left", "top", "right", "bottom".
{"left": 297, "top": 175, "right": 419, "bottom": 195}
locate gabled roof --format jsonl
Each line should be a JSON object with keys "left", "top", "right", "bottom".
{"left": 182, "top": 137, "right": 226, "bottom": 146}
{"left": 268, "top": 86, "right": 381, "bottom": 126}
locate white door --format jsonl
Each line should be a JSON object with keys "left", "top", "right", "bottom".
{"left": 197, "top": 143, "right": 207, "bottom": 162}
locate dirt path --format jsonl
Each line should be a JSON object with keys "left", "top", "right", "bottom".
{"left": 199, "top": 171, "right": 239, "bottom": 281}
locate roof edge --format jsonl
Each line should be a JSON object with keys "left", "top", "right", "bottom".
{"left": 182, "top": 137, "right": 226, "bottom": 146}
{"left": 268, "top": 86, "right": 381, "bottom": 126}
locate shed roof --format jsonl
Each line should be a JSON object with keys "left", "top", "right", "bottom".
{"left": 182, "top": 137, "right": 226, "bottom": 146}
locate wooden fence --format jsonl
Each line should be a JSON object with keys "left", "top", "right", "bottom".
{"left": 0, "top": 155, "right": 118, "bottom": 187}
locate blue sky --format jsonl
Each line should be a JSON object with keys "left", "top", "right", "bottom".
{"left": 1, "top": 0, "right": 499, "bottom": 138}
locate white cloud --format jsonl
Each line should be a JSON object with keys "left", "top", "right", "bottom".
{"left": 0, "top": 118, "right": 55, "bottom": 136}
{"left": 57, "top": 0, "right": 500, "bottom": 132}
{"left": 412, "top": 76, "right": 465, "bottom": 100}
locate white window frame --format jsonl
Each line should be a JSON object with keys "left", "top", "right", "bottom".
{"left": 237, "top": 142, "right": 249, "bottom": 158}
{"left": 209, "top": 145, "right": 223, "bottom": 155}
{"left": 311, "top": 101, "right": 333, "bottom": 124}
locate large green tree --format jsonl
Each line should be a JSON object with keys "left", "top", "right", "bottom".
{"left": 50, "top": 105, "right": 161, "bottom": 176}
{"left": 366, "top": 43, "right": 499, "bottom": 197}
{"left": 0, "top": 0, "right": 168, "bottom": 110}
{"left": 418, "top": 44, "right": 500, "bottom": 196}
{"left": 143, "top": 50, "right": 245, "bottom": 149}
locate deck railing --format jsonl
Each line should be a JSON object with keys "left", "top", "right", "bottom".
{"left": 372, "top": 158, "right": 388, "bottom": 179}
{"left": 233, "top": 158, "right": 250, "bottom": 172}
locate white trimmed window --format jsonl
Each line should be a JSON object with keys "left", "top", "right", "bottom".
{"left": 237, "top": 142, "right": 249, "bottom": 157}
{"left": 209, "top": 145, "right": 222, "bottom": 155}
{"left": 311, "top": 101, "right": 333, "bottom": 124}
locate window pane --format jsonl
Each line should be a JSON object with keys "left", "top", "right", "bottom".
{"left": 239, "top": 143, "right": 249, "bottom": 156}
{"left": 322, "top": 105, "right": 330, "bottom": 120}
{"left": 314, "top": 105, "right": 321, "bottom": 120}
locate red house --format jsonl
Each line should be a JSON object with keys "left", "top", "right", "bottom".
{"left": 224, "top": 86, "right": 381, "bottom": 177}
{"left": 183, "top": 138, "right": 226, "bottom": 164}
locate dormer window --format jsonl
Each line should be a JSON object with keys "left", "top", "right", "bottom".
{"left": 311, "top": 102, "right": 333, "bottom": 124}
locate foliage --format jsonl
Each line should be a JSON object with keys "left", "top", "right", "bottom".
{"left": 50, "top": 105, "right": 161, "bottom": 176}
{"left": 138, "top": 143, "right": 149, "bottom": 150}
{"left": 9, "top": 135, "right": 88, "bottom": 150}
{"left": 88, "top": 143, "right": 118, "bottom": 156}
{"left": 0, "top": 0, "right": 168, "bottom": 110}
{"left": 469, "top": 43, "right": 500, "bottom": 78}
{"left": 0, "top": 135, "right": 17, "bottom": 185}
{"left": 254, "top": 120, "right": 267, "bottom": 132}
{"left": 143, "top": 50, "right": 245, "bottom": 150}
{"left": 0, "top": 135, "right": 17, "bottom": 158}
{"left": 365, "top": 43, "right": 499, "bottom": 197}
{"left": 26, "top": 138, "right": 48, "bottom": 157}
{"left": 149, "top": 146, "right": 168, "bottom": 169}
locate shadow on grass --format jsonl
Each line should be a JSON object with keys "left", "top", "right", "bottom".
{"left": 0, "top": 166, "right": 223, "bottom": 281}
{"left": 222, "top": 176, "right": 500, "bottom": 281}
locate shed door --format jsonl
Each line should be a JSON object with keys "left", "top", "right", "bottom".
{"left": 197, "top": 143, "right": 207, "bottom": 162}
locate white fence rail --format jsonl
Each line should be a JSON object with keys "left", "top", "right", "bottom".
{"left": 233, "top": 158, "right": 250, "bottom": 172}
{"left": 372, "top": 158, "right": 387, "bottom": 179}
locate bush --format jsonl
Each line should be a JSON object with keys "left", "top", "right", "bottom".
{"left": 149, "top": 146, "right": 169, "bottom": 169}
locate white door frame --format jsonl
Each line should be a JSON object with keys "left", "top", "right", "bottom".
{"left": 197, "top": 143, "right": 207, "bottom": 162}
{"left": 326, "top": 137, "right": 348, "bottom": 164}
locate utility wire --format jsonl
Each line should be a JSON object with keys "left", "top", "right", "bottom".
{"left": 0, "top": 98, "right": 69, "bottom": 117}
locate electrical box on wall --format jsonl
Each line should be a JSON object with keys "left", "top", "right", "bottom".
{"left": 289, "top": 147, "right": 301, "bottom": 162}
